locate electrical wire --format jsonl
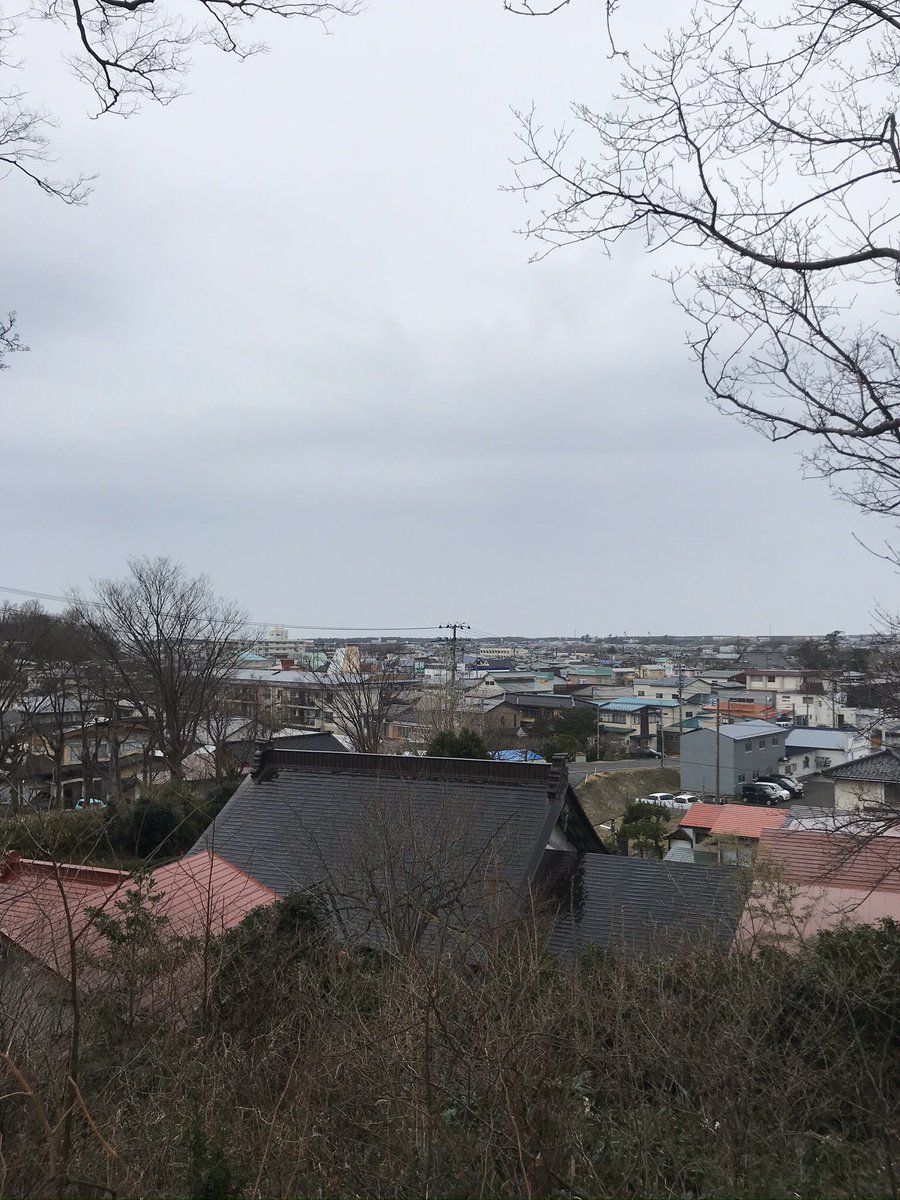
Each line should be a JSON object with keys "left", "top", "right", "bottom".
{"left": 0, "top": 584, "right": 446, "bottom": 634}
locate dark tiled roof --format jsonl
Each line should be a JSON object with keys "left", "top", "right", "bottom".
{"left": 501, "top": 693, "right": 577, "bottom": 710}
{"left": 191, "top": 750, "right": 602, "bottom": 905}
{"left": 550, "top": 855, "right": 745, "bottom": 957}
{"left": 225, "top": 731, "right": 345, "bottom": 767}
{"left": 823, "top": 748, "right": 900, "bottom": 783}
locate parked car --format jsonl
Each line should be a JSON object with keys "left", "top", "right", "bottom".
{"left": 631, "top": 747, "right": 661, "bottom": 759}
{"left": 751, "top": 780, "right": 792, "bottom": 802}
{"left": 741, "top": 783, "right": 781, "bottom": 807}
{"left": 74, "top": 797, "right": 106, "bottom": 811}
{"left": 645, "top": 792, "right": 676, "bottom": 805}
{"left": 759, "top": 774, "right": 804, "bottom": 798}
{"left": 674, "top": 792, "right": 700, "bottom": 804}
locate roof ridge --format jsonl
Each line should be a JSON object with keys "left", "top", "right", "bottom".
{"left": 249, "top": 746, "right": 559, "bottom": 785}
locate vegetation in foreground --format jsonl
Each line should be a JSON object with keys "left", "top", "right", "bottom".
{"left": 0, "top": 878, "right": 897, "bottom": 1199}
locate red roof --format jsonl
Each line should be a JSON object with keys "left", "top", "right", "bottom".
{"left": 0, "top": 851, "right": 276, "bottom": 978}
{"left": 680, "top": 804, "right": 725, "bottom": 830}
{"left": 679, "top": 803, "right": 788, "bottom": 839}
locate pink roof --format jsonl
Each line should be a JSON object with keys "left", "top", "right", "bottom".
{"left": 757, "top": 829, "right": 900, "bottom": 892}
{"left": 0, "top": 855, "right": 130, "bottom": 978}
{"left": 0, "top": 851, "right": 276, "bottom": 978}
{"left": 150, "top": 852, "right": 277, "bottom": 938}
{"left": 679, "top": 803, "right": 788, "bottom": 839}
{"left": 738, "top": 829, "right": 900, "bottom": 947}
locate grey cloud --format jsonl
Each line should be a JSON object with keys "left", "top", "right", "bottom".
{"left": 1, "top": 0, "right": 895, "bottom": 632}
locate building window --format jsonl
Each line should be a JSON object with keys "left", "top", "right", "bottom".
{"left": 656, "top": 693, "right": 663, "bottom": 699}
{"left": 771, "top": 738, "right": 779, "bottom": 746}
{"left": 753, "top": 769, "right": 759, "bottom": 778}
{"left": 744, "top": 741, "right": 752, "bottom": 752}
{"left": 737, "top": 772, "right": 745, "bottom": 783}
{"left": 637, "top": 690, "right": 645, "bottom": 696}
{"left": 758, "top": 739, "right": 767, "bottom": 749}
{"left": 686, "top": 711, "right": 693, "bottom": 718}
{"left": 803, "top": 756, "right": 810, "bottom": 768}
{"left": 767, "top": 675, "right": 776, "bottom": 683}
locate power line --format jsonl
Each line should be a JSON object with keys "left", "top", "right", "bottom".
{"left": 439, "top": 622, "right": 470, "bottom": 684}
{"left": 0, "top": 585, "right": 69, "bottom": 604}
{"left": 0, "top": 584, "right": 445, "bottom": 634}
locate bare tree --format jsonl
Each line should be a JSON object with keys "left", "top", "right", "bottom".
{"left": 314, "top": 651, "right": 411, "bottom": 753}
{"left": 0, "top": 603, "right": 54, "bottom": 812}
{"left": 512, "top": 0, "right": 900, "bottom": 518}
{"left": 411, "top": 679, "right": 507, "bottom": 754}
{"left": 1, "top": 0, "right": 357, "bottom": 366}
{"left": 74, "top": 557, "right": 247, "bottom": 781}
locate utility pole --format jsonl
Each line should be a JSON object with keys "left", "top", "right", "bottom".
{"left": 439, "top": 622, "right": 470, "bottom": 685}
{"left": 658, "top": 708, "right": 666, "bottom": 768}
{"left": 715, "top": 695, "right": 721, "bottom": 802}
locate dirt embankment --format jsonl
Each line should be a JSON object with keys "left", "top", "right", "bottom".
{"left": 575, "top": 767, "right": 681, "bottom": 831}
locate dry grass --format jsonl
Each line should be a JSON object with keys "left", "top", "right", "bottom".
{"left": 576, "top": 767, "right": 681, "bottom": 829}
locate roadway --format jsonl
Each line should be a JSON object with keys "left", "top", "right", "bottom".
{"left": 566, "top": 759, "right": 673, "bottom": 784}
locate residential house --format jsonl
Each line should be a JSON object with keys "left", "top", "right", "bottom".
{"left": 487, "top": 692, "right": 588, "bottom": 737}
{"left": 738, "top": 828, "right": 900, "bottom": 947}
{"left": 704, "top": 692, "right": 778, "bottom": 723}
{"left": 742, "top": 669, "right": 810, "bottom": 694}
{"left": 635, "top": 663, "right": 673, "bottom": 680}
{"left": 190, "top": 748, "right": 744, "bottom": 956}
{"left": 679, "top": 721, "right": 788, "bottom": 797}
{"left": 190, "top": 750, "right": 606, "bottom": 934}
{"left": 594, "top": 697, "right": 681, "bottom": 747}
{"left": 741, "top": 670, "right": 849, "bottom": 726}
{"left": 565, "top": 666, "right": 615, "bottom": 687}
{"left": 466, "top": 672, "right": 558, "bottom": 699}
{"left": 782, "top": 727, "right": 870, "bottom": 778}
{"left": 669, "top": 803, "right": 789, "bottom": 866}
{"left": 819, "top": 749, "right": 900, "bottom": 812}
{"left": 0, "top": 850, "right": 276, "bottom": 1001}
{"left": 549, "top": 855, "right": 743, "bottom": 956}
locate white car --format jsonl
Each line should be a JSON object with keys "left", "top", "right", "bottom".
{"left": 674, "top": 792, "right": 700, "bottom": 805}
{"left": 645, "top": 792, "right": 675, "bottom": 805}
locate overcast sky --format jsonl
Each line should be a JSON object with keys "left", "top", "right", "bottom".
{"left": 1, "top": 0, "right": 896, "bottom": 637}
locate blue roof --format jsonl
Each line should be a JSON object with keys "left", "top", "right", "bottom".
{"left": 491, "top": 749, "right": 547, "bottom": 763}
{"left": 595, "top": 697, "right": 680, "bottom": 712}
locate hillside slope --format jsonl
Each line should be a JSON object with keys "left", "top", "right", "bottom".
{"left": 575, "top": 767, "right": 681, "bottom": 831}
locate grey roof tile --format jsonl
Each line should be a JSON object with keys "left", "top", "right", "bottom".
{"left": 549, "top": 854, "right": 745, "bottom": 956}
{"left": 191, "top": 751, "right": 600, "bottom": 904}
{"left": 823, "top": 748, "right": 900, "bottom": 782}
